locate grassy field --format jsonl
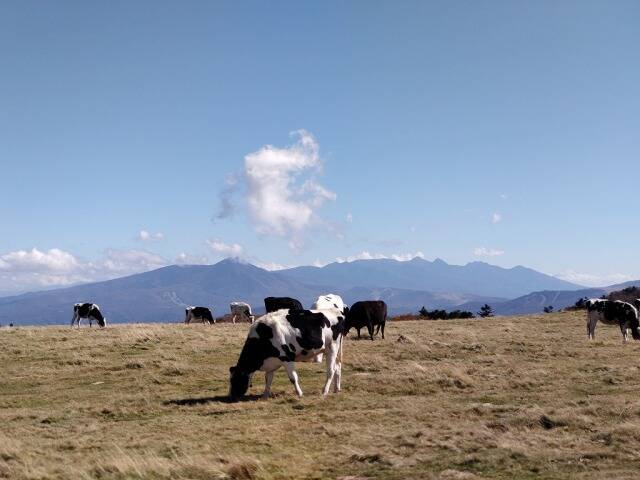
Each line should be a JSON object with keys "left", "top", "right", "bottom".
{"left": 2, "top": 311, "right": 640, "bottom": 479}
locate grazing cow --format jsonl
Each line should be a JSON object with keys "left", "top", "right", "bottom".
{"left": 264, "top": 296, "right": 303, "bottom": 313}
{"left": 345, "top": 300, "right": 388, "bottom": 340}
{"left": 586, "top": 299, "right": 640, "bottom": 342}
{"left": 312, "top": 293, "right": 348, "bottom": 316}
{"left": 71, "top": 303, "right": 106, "bottom": 328}
{"left": 230, "top": 302, "right": 254, "bottom": 324}
{"left": 185, "top": 306, "right": 215, "bottom": 324}
{"left": 311, "top": 294, "right": 348, "bottom": 362}
{"left": 228, "top": 308, "right": 345, "bottom": 401}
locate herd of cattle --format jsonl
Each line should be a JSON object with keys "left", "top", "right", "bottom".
{"left": 69, "top": 296, "right": 638, "bottom": 401}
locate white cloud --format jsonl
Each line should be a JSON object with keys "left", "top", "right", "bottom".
{"left": 0, "top": 248, "right": 80, "bottom": 273}
{"left": 473, "top": 247, "right": 505, "bottom": 257}
{"left": 0, "top": 247, "right": 170, "bottom": 294}
{"left": 136, "top": 230, "right": 164, "bottom": 242}
{"left": 500, "top": 193, "right": 508, "bottom": 200}
{"left": 491, "top": 213, "right": 502, "bottom": 224}
{"left": 313, "top": 259, "right": 329, "bottom": 268}
{"left": 218, "top": 130, "right": 336, "bottom": 249}
{"left": 346, "top": 213, "right": 353, "bottom": 223}
{"left": 554, "top": 270, "right": 636, "bottom": 287}
{"left": 98, "top": 249, "right": 167, "bottom": 275}
{"left": 335, "top": 251, "right": 425, "bottom": 263}
{"left": 252, "top": 260, "right": 291, "bottom": 271}
{"left": 175, "top": 252, "right": 210, "bottom": 265}
{"left": 206, "top": 239, "right": 244, "bottom": 258}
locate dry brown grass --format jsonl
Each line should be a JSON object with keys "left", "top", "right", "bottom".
{"left": 2, "top": 311, "right": 640, "bottom": 479}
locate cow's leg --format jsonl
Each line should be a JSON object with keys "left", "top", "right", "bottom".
{"left": 322, "top": 344, "right": 338, "bottom": 396}
{"left": 357, "top": 328, "right": 361, "bottom": 339}
{"left": 283, "top": 362, "right": 303, "bottom": 397}
{"left": 368, "top": 322, "right": 374, "bottom": 340}
{"left": 89, "top": 317, "right": 93, "bottom": 327}
{"left": 381, "top": 321, "right": 385, "bottom": 339}
{"left": 333, "top": 338, "right": 342, "bottom": 393}
{"left": 587, "top": 316, "right": 597, "bottom": 340}
{"left": 263, "top": 370, "right": 275, "bottom": 398}
{"left": 621, "top": 324, "right": 628, "bottom": 343}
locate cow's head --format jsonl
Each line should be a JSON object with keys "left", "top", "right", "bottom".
{"left": 228, "top": 366, "right": 250, "bottom": 401}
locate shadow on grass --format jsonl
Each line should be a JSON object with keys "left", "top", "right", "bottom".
{"left": 164, "top": 394, "right": 263, "bottom": 406}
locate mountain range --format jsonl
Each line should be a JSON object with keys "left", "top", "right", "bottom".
{"left": 0, "top": 257, "right": 635, "bottom": 326}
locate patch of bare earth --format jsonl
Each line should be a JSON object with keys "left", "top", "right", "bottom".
{"left": 2, "top": 312, "right": 640, "bottom": 479}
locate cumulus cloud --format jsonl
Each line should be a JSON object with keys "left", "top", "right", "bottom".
{"left": 554, "top": 270, "right": 635, "bottom": 287}
{"left": 252, "top": 260, "right": 291, "bottom": 271}
{"left": 175, "top": 252, "right": 210, "bottom": 265}
{"left": 206, "top": 239, "right": 244, "bottom": 258}
{"left": 491, "top": 213, "right": 502, "bottom": 224}
{"left": 0, "top": 248, "right": 80, "bottom": 273}
{"left": 0, "top": 247, "right": 170, "bottom": 294}
{"left": 136, "top": 230, "right": 164, "bottom": 242}
{"left": 335, "top": 251, "right": 425, "bottom": 263}
{"left": 473, "top": 247, "right": 505, "bottom": 257}
{"left": 217, "top": 130, "right": 337, "bottom": 249}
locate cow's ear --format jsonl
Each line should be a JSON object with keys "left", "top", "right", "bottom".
{"left": 229, "top": 366, "right": 236, "bottom": 374}
{"left": 343, "top": 306, "right": 350, "bottom": 316}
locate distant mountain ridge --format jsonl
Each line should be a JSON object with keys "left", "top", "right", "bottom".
{"left": 0, "top": 257, "right": 597, "bottom": 326}
{"left": 277, "top": 257, "right": 581, "bottom": 298}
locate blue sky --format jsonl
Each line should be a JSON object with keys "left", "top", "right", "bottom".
{"left": 1, "top": 1, "right": 639, "bottom": 293}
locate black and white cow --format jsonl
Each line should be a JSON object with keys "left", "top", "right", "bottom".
{"left": 586, "top": 299, "right": 640, "bottom": 342}
{"left": 230, "top": 302, "right": 254, "bottom": 324}
{"left": 185, "top": 306, "right": 215, "bottom": 324}
{"left": 228, "top": 308, "right": 345, "bottom": 401}
{"left": 264, "top": 296, "right": 303, "bottom": 313}
{"left": 310, "top": 294, "right": 348, "bottom": 362}
{"left": 345, "top": 300, "right": 388, "bottom": 340}
{"left": 71, "top": 303, "right": 106, "bottom": 328}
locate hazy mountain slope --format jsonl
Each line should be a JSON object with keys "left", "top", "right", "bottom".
{"left": 461, "top": 280, "right": 640, "bottom": 316}
{"left": 278, "top": 257, "right": 582, "bottom": 298}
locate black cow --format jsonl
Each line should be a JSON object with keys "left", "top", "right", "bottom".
{"left": 264, "top": 297, "right": 303, "bottom": 313}
{"left": 229, "top": 308, "right": 345, "bottom": 401}
{"left": 185, "top": 306, "right": 215, "bottom": 324}
{"left": 345, "top": 300, "right": 387, "bottom": 340}
{"left": 586, "top": 299, "right": 640, "bottom": 342}
{"left": 71, "top": 303, "right": 106, "bottom": 328}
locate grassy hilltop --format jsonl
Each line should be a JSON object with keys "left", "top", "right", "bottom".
{"left": 2, "top": 312, "right": 640, "bottom": 479}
